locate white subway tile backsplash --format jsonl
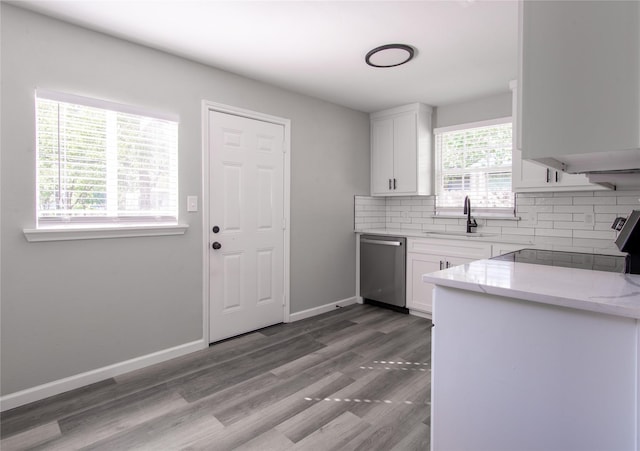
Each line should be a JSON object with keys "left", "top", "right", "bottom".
{"left": 535, "top": 196, "right": 573, "bottom": 205}
{"left": 572, "top": 196, "right": 618, "bottom": 205}
{"left": 538, "top": 221, "right": 555, "bottom": 229}
{"left": 572, "top": 238, "right": 616, "bottom": 250}
{"left": 538, "top": 213, "right": 573, "bottom": 221}
{"left": 401, "top": 199, "right": 425, "bottom": 206}
{"left": 594, "top": 205, "right": 633, "bottom": 214}
{"left": 534, "top": 228, "right": 572, "bottom": 238}
{"left": 555, "top": 191, "right": 593, "bottom": 197}
{"left": 616, "top": 196, "right": 640, "bottom": 205}
{"left": 515, "top": 196, "right": 535, "bottom": 205}
{"left": 398, "top": 223, "right": 423, "bottom": 230}
{"left": 410, "top": 206, "right": 435, "bottom": 212}
{"left": 354, "top": 191, "right": 634, "bottom": 252}
{"left": 411, "top": 217, "right": 436, "bottom": 225}
{"left": 573, "top": 229, "right": 616, "bottom": 240}
{"left": 552, "top": 221, "right": 594, "bottom": 230}
{"left": 595, "top": 213, "right": 617, "bottom": 223}
{"left": 532, "top": 235, "right": 573, "bottom": 246}
{"left": 553, "top": 205, "right": 593, "bottom": 213}
{"left": 501, "top": 227, "right": 536, "bottom": 236}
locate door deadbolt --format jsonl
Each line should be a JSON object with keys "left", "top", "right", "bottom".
{"left": 212, "top": 226, "right": 220, "bottom": 233}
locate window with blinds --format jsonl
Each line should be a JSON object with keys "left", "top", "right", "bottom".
{"left": 35, "top": 90, "right": 178, "bottom": 225}
{"left": 434, "top": 118, "right": 514, "bottom": 215}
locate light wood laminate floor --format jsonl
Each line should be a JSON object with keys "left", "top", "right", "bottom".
{"left": 1, "top": 304, "right": 432, "bottom": 450}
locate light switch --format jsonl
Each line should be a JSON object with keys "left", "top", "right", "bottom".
{"left": 187, "top": 196, "right": 198, "bottom": 212}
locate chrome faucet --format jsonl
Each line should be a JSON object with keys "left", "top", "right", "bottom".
{"left": 464, "top": 195, "right": 478, "bottom": 233}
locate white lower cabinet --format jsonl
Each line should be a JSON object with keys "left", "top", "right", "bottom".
{"left": 406, "top": 238, "right": 492, "bottom": 314}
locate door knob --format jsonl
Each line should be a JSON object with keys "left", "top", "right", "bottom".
{"left": 212, "top": 242, "right": 222, "bottom": 250}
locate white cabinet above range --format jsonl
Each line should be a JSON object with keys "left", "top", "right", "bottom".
{"left": 518, "top": 0, "right": 640, "bottom": 175}
{"left": 370, "top": 103, "right": 433, "bottom": 196}
{"left": 509, "top": 81, "right": 610, "bottom": 193}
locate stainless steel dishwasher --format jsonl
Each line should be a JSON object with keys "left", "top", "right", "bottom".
{"left": 360, "top": 234, "right": 407, "bottom": 309}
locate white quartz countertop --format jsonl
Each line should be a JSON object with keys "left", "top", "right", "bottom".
{"left": 356, "top": 228, "right": 534, "bottom": 245}
{"left": 422, "top": 259, "right": 640, "bottom": 319}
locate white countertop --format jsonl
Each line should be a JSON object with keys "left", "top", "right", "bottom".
{"left": 356, "top": 228, "right": 534, "bottom": 245}
{"left": 422, "top": 259, "right": 640, "bottom": 319}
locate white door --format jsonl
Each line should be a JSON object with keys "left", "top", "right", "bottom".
{"left": 209, "top": 110, "right": 285, "bottom": 343}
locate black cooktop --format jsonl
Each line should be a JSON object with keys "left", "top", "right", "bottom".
{"left": 491, "top": 249, "right": 626, "bottom": 273}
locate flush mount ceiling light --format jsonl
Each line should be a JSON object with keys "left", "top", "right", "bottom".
{"left": 365, "top": 44, "right": 415, "bottom": 68}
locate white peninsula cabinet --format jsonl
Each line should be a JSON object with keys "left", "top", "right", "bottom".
{"left": 509, "top": 81, "right": 608, "bottom": 193}
{"left": 370, "top": 103, "right": 433, "bottom": 196}
{"left": 425, "top": 259, "right": 640, "bottom": 450}
{"left": 406, "top": 238, "right": 492, "bottom": 315}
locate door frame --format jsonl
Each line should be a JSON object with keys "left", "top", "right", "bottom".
{"left": 201, "top": 100, "right": 291, "bottom": 343}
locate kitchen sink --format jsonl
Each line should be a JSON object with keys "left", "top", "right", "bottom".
{"left": 423, "top": 231, "right": 498, "bottom": 238}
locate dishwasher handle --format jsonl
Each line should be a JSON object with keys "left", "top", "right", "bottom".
{"left": 361, "top": 238, "right": 403, "bottom": 247}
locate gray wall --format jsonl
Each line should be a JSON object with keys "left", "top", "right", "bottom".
{"left": 434, "top": 91, "right": 512, "bottom": 128}
{"left": 0, "top": 4, "right": 370, "bottom": 395}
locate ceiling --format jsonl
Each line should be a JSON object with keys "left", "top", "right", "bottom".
{"left": 12, "top": 0, "right": 518, "bottom": 113}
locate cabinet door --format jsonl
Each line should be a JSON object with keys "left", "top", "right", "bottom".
{"left": 512, "top": 147, "right": 553, "bottom": 191}
{"left": 392, "top": 113, "right": 418, "bottom": 194}
{"left": 371, "top": 118, "right": 394, "bottom": 195}
{"left": 514, "top": 148, "right": 607, "bottom": 192}
{"left": 407, "top": 252, "right": 442, "bottom": 314}
{"left": 511, "top": 82, "right": 608, "bottom": 193}
{"left": 520, "top": 1, "right": 640, "bottom": 161}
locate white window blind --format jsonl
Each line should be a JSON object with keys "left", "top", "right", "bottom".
{"left": 35, "top": 90, "right": 178, "bottom": 225}
{"left": 435, "top": 118, "right": 514, "bottom": 215}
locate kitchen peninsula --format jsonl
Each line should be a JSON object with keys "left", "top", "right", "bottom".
{"left": 424, "top": 258, "right": 640, "bottom": 451}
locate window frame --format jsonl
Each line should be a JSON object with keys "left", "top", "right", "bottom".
{"left": 434, "top": 116, "right": 515, "bottom": 217}
{"left": 34, "top": 89, "right": 180, "bottom": 229}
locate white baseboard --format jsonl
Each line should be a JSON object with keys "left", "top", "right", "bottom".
{"left": 0, "top": 339, "right": 207, "bottom": 412}
{"left": 289, "top": 296, "right": 358, "bottom": 322}
{"left": 409, "top": 309, "right": 432, "bottom": 320}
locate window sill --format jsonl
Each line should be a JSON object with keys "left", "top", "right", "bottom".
{"left": 23, "top": 224, "right": 189, "bottom": 242}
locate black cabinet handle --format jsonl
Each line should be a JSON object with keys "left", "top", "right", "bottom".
{"left": 546, "top": 168, "right": 550, "bottom": 183}
{"left": 388, "top": 179, "right": 392, "bottom": 190}
{"left": 393, "top": 178, "right": 397, "bottom": 190}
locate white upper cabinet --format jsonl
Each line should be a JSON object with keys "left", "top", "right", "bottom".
{"left": 370, "top": 103, "right": 433, "bottom": 196}
{"left": 510, "top": 81, "right": 609, "bottom": 192}
{"left": 518, "top": 0, "right": 640, "bottom": 173}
